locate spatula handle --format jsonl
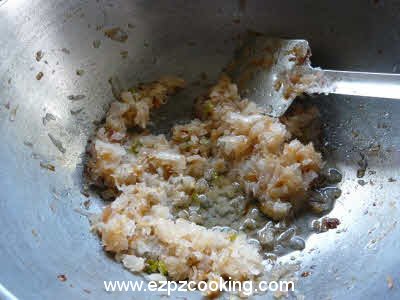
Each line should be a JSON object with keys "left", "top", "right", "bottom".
{"left": 322, "top": 69, "right": 400, "bottom": 99}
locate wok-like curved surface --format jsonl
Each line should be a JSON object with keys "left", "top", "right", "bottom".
{"left": 0, "top": 1, "right": 399, "bottom": 299}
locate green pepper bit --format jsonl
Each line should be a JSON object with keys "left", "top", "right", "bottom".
{"left": 130, "top": 140, "right": 143, "bottom": 154}
{"left": 199, "top": 137, "right": 210, "bottom": 145}
{"left": 191, "top": 192, "right": 200, "bottom": 205}
{"left": 211, "top": 170, "right": 219, "bottom": 183}
{"left": 229, "top": 233, "right": 238, "bottom": 242}
{"left": 128, "top": 87, "right": 136, "bottom": 94}
{"left": 203, "top": 101, "right": 214, "bottom": 114}
{"left": 158, "top": 260, "right": 168, "bottom": 276}
{"left": 145, "top": 259, "right": 168, "bottom": 276}
{"left": 145, "top": 259, "right": 159, "bottom": 274}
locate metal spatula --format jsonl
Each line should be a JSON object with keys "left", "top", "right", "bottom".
{"left": 227, "top": 35, "right": 400, "bottom": 117}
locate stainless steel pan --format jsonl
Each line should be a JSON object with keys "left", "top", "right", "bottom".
{"left": 0, "top": 1, "right": 399, "bottom": 299}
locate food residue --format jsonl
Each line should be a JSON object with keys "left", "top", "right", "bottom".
{"left": 120, "top": 50, "right": 128, "bottom": 59}
{"left": 36, "top": 72, "right": 44, "bottom": 81}
{"left": 322, "top": 217, "right": 340, "bottom": 230}
{"left": 301, "top": 271, "right": 310, "bottom": 277}
{"left": 70, "top": 107, "right": 84, "bottom": 115}
{"left": 24, "top": 141, "right": 34, "bottom": 147}
{"left": 67, "top": 94, "right": 86, "bottom": 101}
{"left": 40, "top": 162, "right": 56, "bottom": 172}
{"left": 387, "top": 275, "right": 394, "bottom": 289}
{"left": 42, "top": 113, "right": 56, "bottom": 125}
{"left": 93, "top": 40, "right": 101, "bottom": 48}
{"left": 104, "top": 27, "right": 128, "bottom": 43}
{"left": 83, "top": 199, "right": 91, "bottom": 209}
{"left": 357, "top": 179, "right": 367, "bottom": 186}
{"left": 9, "top": 105, "right": 18, "bottom": 122}
{"left": 61, "top": 48, "right": 70, "bottom": 54}
{"left": 35, "top": 50, "right": 44, "bottom": 62}
{"left": 57, "top": 274, "right": 67, "bottom": 282}
{"left": 356, "top": 153, "right": 368, "bottom": 178}
{"left": 48, "top": 133, "right": 66, "bottom": 154}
